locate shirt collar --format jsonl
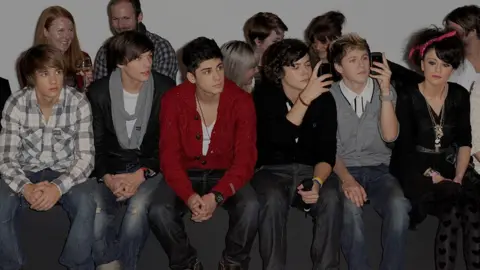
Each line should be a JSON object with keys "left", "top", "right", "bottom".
{"left": 339, "top": 77, "right": 374, "bottom": 102}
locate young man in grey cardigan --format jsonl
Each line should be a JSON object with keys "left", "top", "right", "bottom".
{"left": 327, "top": 33, "right": 410, "bottom": 270}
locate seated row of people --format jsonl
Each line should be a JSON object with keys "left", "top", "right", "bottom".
{"left": 0, "top": 22, "right": 479, "bottom": 270}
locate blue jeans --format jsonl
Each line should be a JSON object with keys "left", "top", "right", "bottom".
{"left": 337, "top": 164, "right": 410, "bottom": 270}
{"left": 0, "top": 169, "right": 96, "bottom": 270}
{"left": 93, "top": 172, "right": 161, "bottom": 270}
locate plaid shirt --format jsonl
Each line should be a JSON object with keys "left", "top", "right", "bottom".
{"left": 93, "top": 30, "right": 178, "bottom": 81}
{"left": 0, "top": 87, "right": 95, "bottom": 194}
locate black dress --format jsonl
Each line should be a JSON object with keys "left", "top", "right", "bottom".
{"left": 390, "top": 82, "right": 472, "bottom": 224}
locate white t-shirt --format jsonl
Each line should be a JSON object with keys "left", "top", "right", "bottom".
{"left": 450, "top": 60, "right": 480, "bottom": 172}
{"left": 202, "top": 121, "right": 215, "bottom": 156}
{"left": 123, "top": 89, "right": 139, "bottom": 138}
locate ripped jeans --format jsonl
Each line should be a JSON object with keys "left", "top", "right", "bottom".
{"left": 92, "top": 166, "right": 161, "bottom": 270}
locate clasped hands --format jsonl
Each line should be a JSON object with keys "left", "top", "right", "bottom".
{"left": 22, "top": 181, "right": 62, "bottom": 211}
{"left": 187, "top": 193, "right": 218, "bottom": 223}
{"left": 104, "top": 169, "right": 145, "bottom": 201}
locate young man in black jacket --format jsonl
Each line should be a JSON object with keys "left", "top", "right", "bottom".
{"left": 252, "top": 39, "right": 340, "bottom": 270}
{"left": 87, "top": 31, "right": 176, "bottom": 270}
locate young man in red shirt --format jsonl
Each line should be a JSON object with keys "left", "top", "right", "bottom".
{"left": 150, "top": 37, "right": 259, "bottom": 270}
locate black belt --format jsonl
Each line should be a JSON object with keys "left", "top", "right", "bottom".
{"left": 187, "top": 169, "right": 226, "bottom": 178}
{"left": 415, "top": 145, "right": 449, "bottom": 154}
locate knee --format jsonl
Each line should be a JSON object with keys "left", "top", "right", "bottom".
{"left": 342, "top": 198, "right": 362, "bottom": 223}
{"left": 148, "top": 202, "right": 177, "bottom": 226}
{"left": 385, "top": 195, "right": 411, "bottom": 229}
{"left": 316, "top": 186, "right": 341, "bottom": 214}
{"left": 258, "top": 186, "right": 288, "bottom": 213}
{"left": 69, "top": 188, "right": 96, "bottom": 215}
{"left": 0, "top": 191, "right": 19, "bottom": 223}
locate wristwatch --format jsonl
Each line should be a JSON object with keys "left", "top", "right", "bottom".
{"left": 140, "top": 167, "right": 157, "bottom": 179}
{"left": 212, "top": 191, "right": 224, "bottom": 205}
{"left": 379, "top": 92, "right": 394, "bottom": 101}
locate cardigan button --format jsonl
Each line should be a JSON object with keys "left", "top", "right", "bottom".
{"left": 201, "top": 160, "right": 207, "bottom": 165}
{"left": 195, "top": 133, "right": 201, "bottom": 140}
{"left": 195, "top": 156, "right": 200, "bottom": 160}
{"left": 194, "top": 115, "right": 199, "bottom": 120}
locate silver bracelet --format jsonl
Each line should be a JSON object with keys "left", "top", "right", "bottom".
{"left": 379, "top": 92, "right": 394, "bottom": 102}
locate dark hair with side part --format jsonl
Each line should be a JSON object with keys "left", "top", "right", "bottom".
{"left": 243, "top": 12, "right": 288, "bottom": 47}
{"left": 328, "top": 33, "right": 371, "bottom": 65}
{"left": 444, "top": 5, "right": 480, "bottom": 39}
{"left": 262, "top": 38, "right": 309, "bottom": 85}
{"left": 18, "top": 44, "right": 65, "bottom": 88}
{"left": 406, "top": 27, "right": 464, "bottom": 72}
{"left": 182, "top": 37, "right": 223, "bottom": 74}
{"left": 107, "top": 0, "right": 142, "bottom": 18}
{"left": 305, "top": 11, "right": 346, "bottom": 45}
{"left": 105, "top": 30, "right": 154, "bottom": 73}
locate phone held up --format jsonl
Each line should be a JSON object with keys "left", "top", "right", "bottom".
{"left": 370, "top": 52, "right": 383, "bottom": 76}
{"left": 317, "top": 62, "right": 334, "bottom": 88}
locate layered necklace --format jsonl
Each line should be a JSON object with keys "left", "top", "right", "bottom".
{"left": 195, "top": 94, "right": 212, "bottom": 142}
{"left": 421, "top": 84, "right": 448, "bottom": 152}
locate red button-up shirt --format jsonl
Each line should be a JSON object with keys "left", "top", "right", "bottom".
{"left": 159, "top": 79, "right": 257, "bottom": 203}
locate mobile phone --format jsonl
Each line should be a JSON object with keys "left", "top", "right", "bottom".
{"left": 317, "top": 63, "right": 332, "bottom": 78}
{"left": 370, "top": 52, "right": 383, "bottom": 76}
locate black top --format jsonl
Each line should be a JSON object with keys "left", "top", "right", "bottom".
{"left": 390, "top": 82, "right": 471, "bottom": 180}
{"left": 0, "top": 77, "right": 11, "bottom": 119}
{"left": 253, "top": 81, "right": 337, "bottom": 168}
{"left": 86, "top": 72, "right": 176, "bottom": 178}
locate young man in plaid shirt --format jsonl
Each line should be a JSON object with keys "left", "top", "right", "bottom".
{"left": 0, "top": 44, "right": 96, "bottom": 270}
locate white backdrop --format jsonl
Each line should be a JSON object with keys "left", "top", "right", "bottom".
{"left": 0, "top": 0, "right": 475, "bottom": 90}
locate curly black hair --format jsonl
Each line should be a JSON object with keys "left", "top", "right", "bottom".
{"left": 182, "top": 37, "right": 223, "bottom": 73}
{"left": 405, "top": 26, "right": 464, "bottom": 72}
{"left": 262, "top": 39, "right": 309, "bottom": 85}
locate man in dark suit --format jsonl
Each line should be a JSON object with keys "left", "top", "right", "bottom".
{"left": 0, "top": 77, "right": 12, "bottom": 128}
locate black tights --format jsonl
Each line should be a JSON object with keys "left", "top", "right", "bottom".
{"left": 435, "top": 202, "right": 480, "bottom": 270}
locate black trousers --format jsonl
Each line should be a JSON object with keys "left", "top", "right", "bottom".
{"left": 148, "top": 169, "right": 259, "bottom": 270}
{"left": 251, "top": 164, "right": 342, "bottom": 270}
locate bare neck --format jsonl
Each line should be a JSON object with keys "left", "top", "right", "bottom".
{"left": 36, "top": 91, "right": 59, "bottom": 110}
{"left": 195, "top": 87, "right": 220, "bottom": 105}
{"left": 282, "top": 83, "right": 301, "bottom": 103}
{"left": 420, "top": 81, "right": 446, "bottom": 99}
{"left": 121, "top": 71, "right": 143, "bottom": 93}
{"left": 342, "top": 78, "right": 368, "bottom": 95}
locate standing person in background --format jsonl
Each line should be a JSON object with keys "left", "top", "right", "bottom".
{"left": 93, "top": 0, "right": 178, "bottom": 81}
{"left": 220, "top": 40, "right": 258, "bottom": 93}
{"left": 243, "top": 12, "right": 288, "bottom": 85}
{"left": 32, "top": 6, "right": 93, "bottom": 91}
{"left": 304, "top": 11, "right": 346, "bottom": 67}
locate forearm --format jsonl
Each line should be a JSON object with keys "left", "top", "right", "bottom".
{"left": 379, "top": 99, "right": 398, "bottom": 142}
{"left": 333, "top": 156, "right": 353, "bottom": 182}
{"left": 313, "top": 162, "right": 332, "bottom": 182}
{"left": 286, "top": 99, "right": 309, "bottom": 126}
{"left": 456, "top": 146, "right": 471, "bottom": 177}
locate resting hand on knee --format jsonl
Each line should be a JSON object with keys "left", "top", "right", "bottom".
{"left": 341, "top": 177, "right": 367, "bottom": 208}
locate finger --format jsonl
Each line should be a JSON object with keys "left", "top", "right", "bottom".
{"left": 35, "top": 197, "right": 51, "bottom": 211}
{"left": 320, "top": 80, "right": 333, "bottom": 88}
{"left": 382, "top": 52, "right": 390, "bottom": 67}
{"left": 351, "top": 190, "right": 364, "bottom": 207}
{"left": 317, "top": 73, "right": 333, "bottom": 82}
{"left": 369, "top": 67, "right": 388, "bottom": 76}
{"left": 312, "top": 61, "right": 322, "bottom": 79}
{"left": 31, "top": 195, "right": 48, "bottom": 209}
{"left": 359, "top": 187, "right": 368, "bottom": 201}
{"left": 297, "top": 184, "right": 304, "bottom": 190}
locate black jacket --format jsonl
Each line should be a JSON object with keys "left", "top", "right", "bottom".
{"left": 0, "top": 77, "right": 11, "bottom": 116}
{"left": 86, "top": 72, "right": 176, "bottom": 178}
